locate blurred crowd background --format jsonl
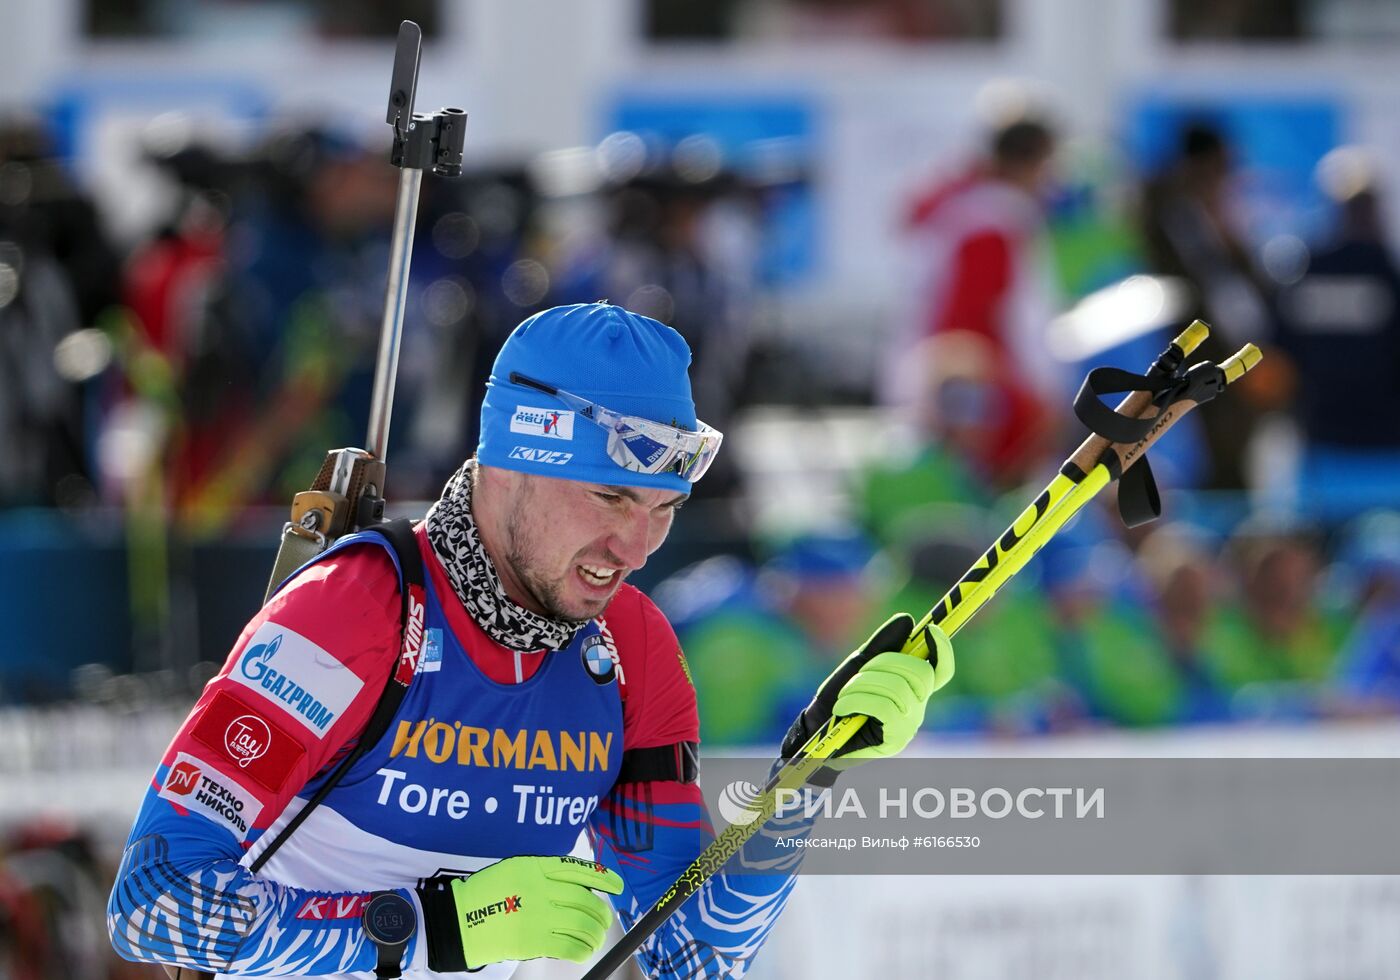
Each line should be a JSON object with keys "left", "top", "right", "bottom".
{"left": 4, "top": 0, "right": 1400, "bottom": 976}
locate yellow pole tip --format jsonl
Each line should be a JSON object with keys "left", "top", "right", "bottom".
{"left": 1174, "top": 320, "right": 1211, "bottom": 355}
{"left": 1221, "top": 343, "right": 1263, "bottom": 383}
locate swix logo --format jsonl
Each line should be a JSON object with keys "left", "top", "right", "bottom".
{"left": 165, "top": 761, "right": 201, "bottom": 795}
{"left": 224, "top": 715, "right": 271, "bottom": 769}
{"left": 594, "top": 619, "right": 626, "bottom": 693}
{"left": 511, "top": 406, "right": 574, "bottom": 440}
{"left": 462, "top": 896, "right": 524, "bottom": 927}
{"left": 296, "top": 894, "right": 372, "bottom": 920}
{"left": 508, "top": 446, "right": 573, "bottom": 466}
{"left": 396, "top": 585, "right": 427, "bottom": 684}
{"left": 404, "top": 592, "right": 425, "bottom": 659}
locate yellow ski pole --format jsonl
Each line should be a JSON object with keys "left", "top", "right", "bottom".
{"left": 581, "top": 320, "right": 1262, "bottom": 979}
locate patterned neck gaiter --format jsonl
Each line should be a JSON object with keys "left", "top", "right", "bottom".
{"left": 422, "top": 460, "right": 578, "bottom": 654}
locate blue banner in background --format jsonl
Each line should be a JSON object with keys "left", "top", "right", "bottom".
{"left": 607, "top": 95, "right": 817, "bottom": 284}
{"left": 0, "top": 510, "right": 133, "bottom": 699}
{"left": 1125, "top": 95, "right": 1343, "bottom": 244}
{"left": 47, "top": 76, "right": 270, "bottom": 165}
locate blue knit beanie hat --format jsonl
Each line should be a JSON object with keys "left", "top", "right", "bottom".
{"left": 477, "top": 302, "right": 699, "bottom": 493}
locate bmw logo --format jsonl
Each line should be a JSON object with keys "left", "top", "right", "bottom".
{"left": 580, "top": 634, "right": 616, "bottom": 685}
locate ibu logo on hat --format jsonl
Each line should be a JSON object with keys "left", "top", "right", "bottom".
{"left": 511, "top": 406, "right": 574, "bottom": 440}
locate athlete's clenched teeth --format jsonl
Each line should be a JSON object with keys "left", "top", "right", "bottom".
{"left": 577, "top": 564, "right": 619, "bottom": 586}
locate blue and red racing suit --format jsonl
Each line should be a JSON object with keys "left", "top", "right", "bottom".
{"left": 108, "top": 525, "right": 805, "bottom": 978}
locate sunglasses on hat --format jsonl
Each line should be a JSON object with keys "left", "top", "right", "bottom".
{"left": 509, "top": 372, "right": 723, "bottom": 484}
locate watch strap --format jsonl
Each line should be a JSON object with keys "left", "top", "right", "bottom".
{"left": 375, "top": 941, "right": 406, "bottom": 980}
{"left": 363, "top": 891, "right": 415, "bottom": 979}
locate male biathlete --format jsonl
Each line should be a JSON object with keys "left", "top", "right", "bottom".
{"left": 108, "top": 302, "right": 955, "bottom": 978}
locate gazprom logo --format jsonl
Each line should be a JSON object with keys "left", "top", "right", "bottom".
{"left": 238, "top": 634, "right": 336, "bottom": 732}
{"left": 509, "top": 446, "right": 573, "bottom": 466}
{"left": 230, "top": 623, "right": 364, "bottom": 739}
{"left": 240, "top": 635, "right": 282, "bottom": 682}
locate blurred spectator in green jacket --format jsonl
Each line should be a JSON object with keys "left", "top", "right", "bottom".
{"left": 654, "top": 532, "right": 879, "bottom": 746}
{"left": 1043, "top": 527, "right": 1191, "bottom": 728}
{"left": 1135, "top": 524, "right": 1233, "bottom": 724}
{"left": 1204, "top": 522, "right": 1346, "bottom": 719}
{"left": 857, "top": 332, "right": 1024, "bottom": 548}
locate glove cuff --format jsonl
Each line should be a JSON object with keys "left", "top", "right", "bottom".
{"left": 778, "top": 707, "right": 813, "bottom": 761}
{"left": 416, "top": 877, "right": 469, "bottom": 973}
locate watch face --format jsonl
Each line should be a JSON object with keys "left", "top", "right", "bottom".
{"left": 364, "top": 893, "right": 417, "bottom": 946}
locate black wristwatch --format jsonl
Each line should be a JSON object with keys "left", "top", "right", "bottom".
{"left": 362, "top": 891, "right": 417, "bottom": 978}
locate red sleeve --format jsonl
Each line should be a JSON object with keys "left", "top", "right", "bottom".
{"left": 930, "top": 229, "right": 1013, "bottom": 342}
{"left": 160, "top": 544, "right": 402, "bottom": 842}
{"left": 109, "top": 544, "right": 417, "bottom": 975}
{"left": 602, "top": 585, "right": 700, "bottom": 753}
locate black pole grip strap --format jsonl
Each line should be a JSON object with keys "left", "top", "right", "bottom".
{"left": 1072, "top": 366, "right": 1185, "bottom": 529}
{"left": 1072, "top": 366, "right": 1177, "bottom": 445}
{"left": 1117, "top": 457, "right": 1162, "bottom": 528}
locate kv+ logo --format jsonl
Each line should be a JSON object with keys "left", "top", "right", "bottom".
{"left": 509, "top": 446, "right": 573, "bottom": 466}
